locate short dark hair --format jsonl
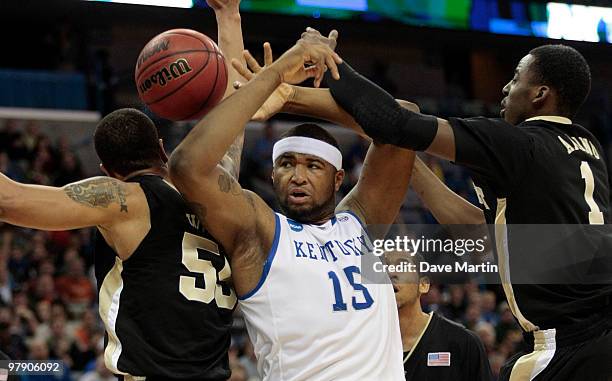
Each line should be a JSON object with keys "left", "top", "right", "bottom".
{"left": 94, "top": 108, "right": 161, "bottom": 176}
{"left": 279, "top": 123, "right": 340, "bottom": 150}
{"left": 529, "top": 44, "right": 591, "bottom": 117}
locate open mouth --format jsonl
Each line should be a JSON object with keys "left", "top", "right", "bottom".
{"left": 288, "top": 189, "right": 310, "bottom": 204}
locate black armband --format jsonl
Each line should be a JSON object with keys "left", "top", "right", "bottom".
{"left": 326, "top": 62, "right": 438, "bottom": 150}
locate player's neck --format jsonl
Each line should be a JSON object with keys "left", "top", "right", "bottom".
{"left": 310, "top": 211, "right": 336, "bottom": 225}
{"left": 398, "top": 303, "right": 430, "bottom": 352}
{"left": 122, "top": 166, "right": 168, "bottom": 181}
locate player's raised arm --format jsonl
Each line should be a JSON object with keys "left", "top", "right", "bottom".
{"left": 209, "top": 0, "right": 244, "bottom": 98}
{"left": 0, "top": 173, "right": 143, "bottom": 231}
{"left": 209, "top": 0, "right": 246, "bottom": 180}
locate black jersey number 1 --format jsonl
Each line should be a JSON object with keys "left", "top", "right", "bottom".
{"left": 179, "top": 232, "right": 237, "bottom": 309}
{"left": 580, "top": 161, "right": 604, "bottom": 225}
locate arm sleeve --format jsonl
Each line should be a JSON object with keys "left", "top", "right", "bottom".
{"left": 463, "top": 330, "right": 493, "bottom": 381}
{"left": 326, "top": 62, "right": 438, "bottom": 150}
{"left": 449, "top": 117, "right": 535, "bottom": 196}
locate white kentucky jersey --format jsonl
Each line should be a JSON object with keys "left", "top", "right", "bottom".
{"left": 238, "top": 211, "right": 404, "bottom": 381}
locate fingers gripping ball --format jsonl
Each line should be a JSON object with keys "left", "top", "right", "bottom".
{"left": 135, "top": 29, "right": 228, "bottom": 121}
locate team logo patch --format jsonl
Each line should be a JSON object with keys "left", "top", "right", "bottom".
{"left": 288, "top": 220, "right": 303, "bottom": 232}
{"left": 338, "top": 215, "right": 349, "bottom": 222}
{"left": 427, "top": 352, "right": 451, "bottom": 367}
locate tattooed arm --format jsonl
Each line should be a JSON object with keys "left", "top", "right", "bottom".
{"left": 0, "top": 173, "right": 144, "bottom": 231}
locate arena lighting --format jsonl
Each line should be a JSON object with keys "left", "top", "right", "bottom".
{"left": 546, "top": 2, "right": 612, "bottom": 42}
{"left": 86, "top": 0, "right": 193, "bottom": 8}
{"left": 296, "top": 0, "right": 367, "bottom": 11}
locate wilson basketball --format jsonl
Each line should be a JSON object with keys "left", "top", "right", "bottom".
{"left": 135, "top": 29, "right": 227, "bottom": 121}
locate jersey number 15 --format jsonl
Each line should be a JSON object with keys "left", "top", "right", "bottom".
{"left": 328, "top": 266, "right": 374, "bottom": 311}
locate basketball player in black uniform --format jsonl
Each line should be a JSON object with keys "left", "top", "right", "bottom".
{"left": 0, "top": 1, "right": 246, "bottom": 379}
{"left": 386, "top": 252, "right": 492, "bottom": 381}
{"left": 320, "top": 37, "right": 612, "bottom": 380}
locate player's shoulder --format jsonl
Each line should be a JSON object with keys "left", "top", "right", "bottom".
{"left": 434, "top": 312, "right": 467, "bottom": 331}
{"left": 433, "top": 313, "right": 481, "bottom": 345}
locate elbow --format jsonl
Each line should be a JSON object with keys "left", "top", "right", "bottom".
{"left": 168, "top": 148, "right": 214, "bottom": 188}
{"left": 168, "top": 149, "right": 192, "bottom": 186}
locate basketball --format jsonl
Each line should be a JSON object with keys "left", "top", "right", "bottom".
{"left": 135, "top": 29, "right": 227, "bottom": 121}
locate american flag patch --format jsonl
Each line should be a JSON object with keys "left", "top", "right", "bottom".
{"left": 427, "top": 352, "right": 451, "bottom": 366}
{"left": 0, "top": 368, "right": 7, "bottom": 381}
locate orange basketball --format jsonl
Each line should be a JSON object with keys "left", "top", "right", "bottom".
{"left": 135, "top": 29, "right": 227, "bottom": 121}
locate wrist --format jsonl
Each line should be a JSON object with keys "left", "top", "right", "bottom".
{"left": 266, "top": 62, "right": 286, "bottom": 85}
{"left": 283, "top": 85, "right": 299, "bottom": 114}
{"left": 215, "top": 10, "right": 241, "bottom": 23}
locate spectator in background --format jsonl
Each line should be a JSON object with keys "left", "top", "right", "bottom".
{"left": 464, "top": 303, "right": 484, "bottom": 331}
{"left": 54, "top": 152, "right": 84, "bottom": 186}
{"left": 21, "top": 338, "right": 71, "bottom": 381}
{"left": 0, "top": 308, "right": 27, "bottom": 360}
{"left": 70, "top": 309, "right": 99, "bottom": 370}
{"left": 244, "top": 122, "right": 278, "bottom": 207}
{"left": 0, "top": 264, "right": 12, "bottom": 305}
{"left": 55, "top": 257, "right": 94, "bottom": 316}
{"left": 441, "top": 284, "right": 467, "bottom": 321}
{"left": 79, "top": 355, "right": 115, "bottom": 381}
{"left": 34, "top": 274, "right": 57, "bottom": 304}
{"left": 494, "top": 302, "right": 519, "bottom": 345}
{"left": 8, "top": 247, "right": 29, "bottom": 284}
{"left": 0, "top": 152, "right": 23, "bottom": 181}
{"left": 0, "top": 120, "right": 27, "bottom": 160}
{"left": 474, "top": 321, "right": 497, "bottom": 355}
{"left": 481, "top": 291, "right": 499, "bottom": 325}
{"left": 253, "top": 122, "right": 276, "bottom": 167}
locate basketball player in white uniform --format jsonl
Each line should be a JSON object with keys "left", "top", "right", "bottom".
{"left": 169, "top": 33, "right": 410, "bottom": 379}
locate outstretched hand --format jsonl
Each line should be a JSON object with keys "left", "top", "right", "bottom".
{"left": 232, "top": 43, "right": 296, "bottom": 121}
{"left": 301, "top": 27, "right": 339, "bottom": 51}
{"left": 206, "top": 0, "right": 240, "bottom": 13}
{"left": 232, "top": 28, "right": 342, "bottom": 88}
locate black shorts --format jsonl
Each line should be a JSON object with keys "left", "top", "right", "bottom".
{"left": 499, "top": 318, "right": 612, "bottom": 381}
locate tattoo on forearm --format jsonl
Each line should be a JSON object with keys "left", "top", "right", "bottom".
{"left": 64, "top": 178, "right": 128, "bottom": 213}
{"left": 218, "top": 172, "right": 242, "bottom": 196}
{"left": 219, "top": 135, "right": 244, "bottom": 180}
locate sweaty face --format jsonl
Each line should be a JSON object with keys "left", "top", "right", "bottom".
{"left": 272, "top": 152, "right": 340, "bottom": 224}
{"left": 385, "top": 253, "right": 426, "bottom": 310}
{"left": 501, "top": 54, "right": 540, "bottom": 125}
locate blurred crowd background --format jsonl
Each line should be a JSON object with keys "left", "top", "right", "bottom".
{"left": 1, "top": 0, "right": 612, "bottom": 380}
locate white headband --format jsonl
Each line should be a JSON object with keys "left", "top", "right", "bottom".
{"left": 272, "top": 136, "right": 343, "bottom": 170}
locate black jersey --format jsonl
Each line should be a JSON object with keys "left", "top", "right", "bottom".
{"left": 94, "top": 175, "right": 235, "bottom": 380}
{"left": 403, "top": 313, "right": 492, "bottom": 381}
{"left": 449, "top": 116, "right": 612, "bottom": 331}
